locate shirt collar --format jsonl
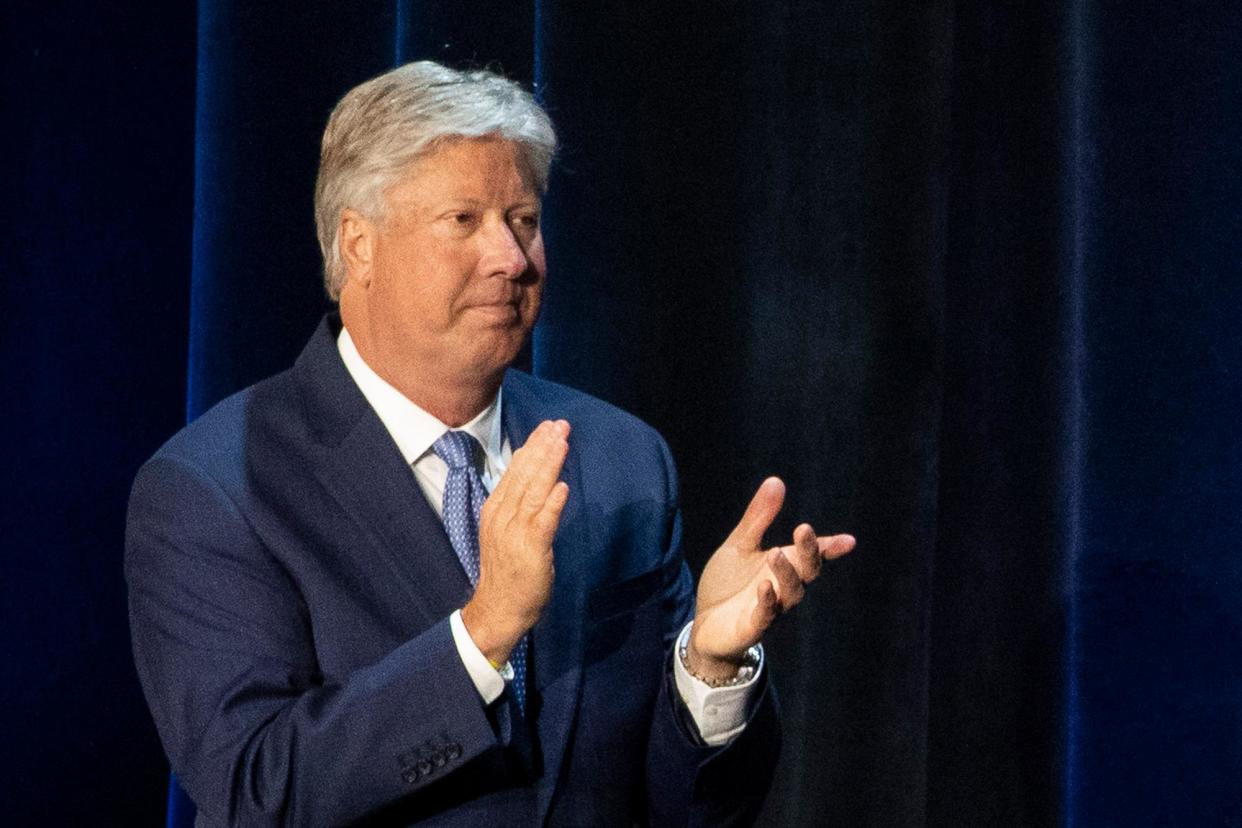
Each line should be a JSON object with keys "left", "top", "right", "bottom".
{"left": 336, "top": 326, "right": 504, "bottom": 467}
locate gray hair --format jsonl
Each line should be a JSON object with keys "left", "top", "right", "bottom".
{"left": 314, "top": 61, "right": 558, "bottom": 300}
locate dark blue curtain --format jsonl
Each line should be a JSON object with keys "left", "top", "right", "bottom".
{"left": 5, "top": 1, "right": 1239, "bottom": 824}
{"left": 3, "top": 4, "right": 196, "bottom": 822}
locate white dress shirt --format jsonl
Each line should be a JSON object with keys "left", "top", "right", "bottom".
{"left": 337, "top": 327, "right": 758, "bottom": 745}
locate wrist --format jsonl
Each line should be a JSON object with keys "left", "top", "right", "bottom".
{"left": 684, "top": 624, "right": 759, "bottom": 686}
{"left": 460, "top": 600, "right": 521, "bottom": 667}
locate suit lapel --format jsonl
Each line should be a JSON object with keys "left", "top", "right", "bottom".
{"left": 293, "top": 316, "right": 473, "bottom": 625}
{"left": 501, "top": 371, "right": 589, "bottom": 820}
{"left": 314, "top": 416, "right": 475, "bottom": 621}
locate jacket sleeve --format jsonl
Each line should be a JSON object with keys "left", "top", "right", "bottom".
{"left": 642, "top": 438, "right": 783, "bottom": 827}
{"left": 125, "top": 455, "right": 507, "bottom": 827}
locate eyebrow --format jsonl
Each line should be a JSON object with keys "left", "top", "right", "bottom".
{"left": 432, "top": 198, "right": 541, "bottom": 210}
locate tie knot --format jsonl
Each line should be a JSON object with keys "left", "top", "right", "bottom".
{"left": 432, "top": 430, "right": 483, "bottom": 470}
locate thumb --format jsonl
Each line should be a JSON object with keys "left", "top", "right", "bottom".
{"left": 724, "top": 477, "right": 785, "bottom": 550}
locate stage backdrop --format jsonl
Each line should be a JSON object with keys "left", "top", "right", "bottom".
{"left": 5, "top": 1, "right": 1239, "bottom": 825}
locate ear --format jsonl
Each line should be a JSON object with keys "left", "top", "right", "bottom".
{"left": 339, "top": 208, "right": 376, "bottom": 289}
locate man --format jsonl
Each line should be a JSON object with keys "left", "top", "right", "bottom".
{"left": 126, "top": 61, "right": 854, "bottom": 826}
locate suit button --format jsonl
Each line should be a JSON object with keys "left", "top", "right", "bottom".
{"left": 431, "top": 750, "right": 447, "bottom": 768}
{"left": 401, "top": 768, "right": 419, "bottom": 784}
{"left": 416, "top": 758, "right": 433, "bottom": 776}
{"left": 447, "top": 743, "right": 462, "bottom": 760}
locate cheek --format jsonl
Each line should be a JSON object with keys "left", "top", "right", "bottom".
{"left": 521, "top": 277, "right": 544, "bottom": 321}
{"left": 385, "top": 252, "right": 462, "bottom": 321}
{"left": 527, "top": 236, "right": 547, "bottom": 271}
{"left": 523, "top": 243, "right": 547, "bottom": 308}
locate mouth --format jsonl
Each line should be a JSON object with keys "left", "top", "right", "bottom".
{"left": 465, "top": 302, "right": 522, "bottom": 323}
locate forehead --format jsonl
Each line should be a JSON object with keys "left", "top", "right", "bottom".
{"left": 385, "top": 137, "right": 539, "bottom": 210}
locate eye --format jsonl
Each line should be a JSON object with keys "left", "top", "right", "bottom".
{"left": 510, "top": 213, "right": 540, "bottom": 233}
{"left": 450, "top": 211, "right": 479, "bottom": 227}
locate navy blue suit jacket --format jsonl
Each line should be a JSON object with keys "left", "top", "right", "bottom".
{"left": 126, "top": 316, "right": 779, "bottom": 826}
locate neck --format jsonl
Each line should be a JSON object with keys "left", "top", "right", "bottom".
{"left": 384, "top": 366, "right": 501, "bottom": 428}
{"left": 412, "top": 374, "right": 499, "bottom": 427}
{"left": 340, "top": 308, "right": 502, "bottom": 429}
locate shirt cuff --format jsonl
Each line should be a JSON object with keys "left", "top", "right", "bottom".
{"left": 449, "top": 609, "right": 508, "bottom": 705}
{"left": 672, "top": 621, "right": 764, "bottom": 746}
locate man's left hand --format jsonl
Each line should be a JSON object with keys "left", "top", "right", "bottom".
{"left": 686, "top": 477, "right": 855, "bottom": 682}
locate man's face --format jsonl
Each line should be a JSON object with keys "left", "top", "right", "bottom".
{"left": 350, "top": 137, "right": 545, "bottom": 387}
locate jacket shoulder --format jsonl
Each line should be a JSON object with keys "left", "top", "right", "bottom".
{"left": 503, "top": 370, "right": 677, "bottom": 500}
{"left": 504, "top": 370, "right": 666, "bottom": 446}
{"left": 141, "top": 367, "right": 302, "bottom": 489}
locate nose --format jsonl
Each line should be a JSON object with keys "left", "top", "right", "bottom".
{"left": 481, "top": 219, "right": 530, "bottom": 280}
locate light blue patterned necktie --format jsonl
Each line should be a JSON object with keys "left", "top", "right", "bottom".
{"left": 432, "top": 430, "right": 527, "bottom": 713}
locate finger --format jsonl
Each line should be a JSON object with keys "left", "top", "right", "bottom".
{"left": 724, "top": 477, "right": 786, "bottom": 549}
{"left": 518, "top": 426, "right": 569, "bottom": 515}
{"left": 748, "top": 578, "right": 780, "bottom": 637}
{"left": 766, "top": 547, "right": 805, "bottom": 610}
{"left": 489, "top": 420, "right": 550, "bottom": 506}
{"left": 784, "top": 523, "right": 822, "bottom": 583}
{"left": 492, "top": 420, "right": 560, "bottom": 512}
{"left": 532, "top": 480, "right": 570, "bottom": 545}
{"left": 817, "top": 533, "right": 856, "bottom": 560}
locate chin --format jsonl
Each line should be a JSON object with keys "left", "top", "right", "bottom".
{"left": 465, "top": 333, "right": 528, "bottom": 376}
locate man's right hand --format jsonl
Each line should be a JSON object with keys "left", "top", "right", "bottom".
{"left": 461, "top": 419, "right": 570, "bottom": 666}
